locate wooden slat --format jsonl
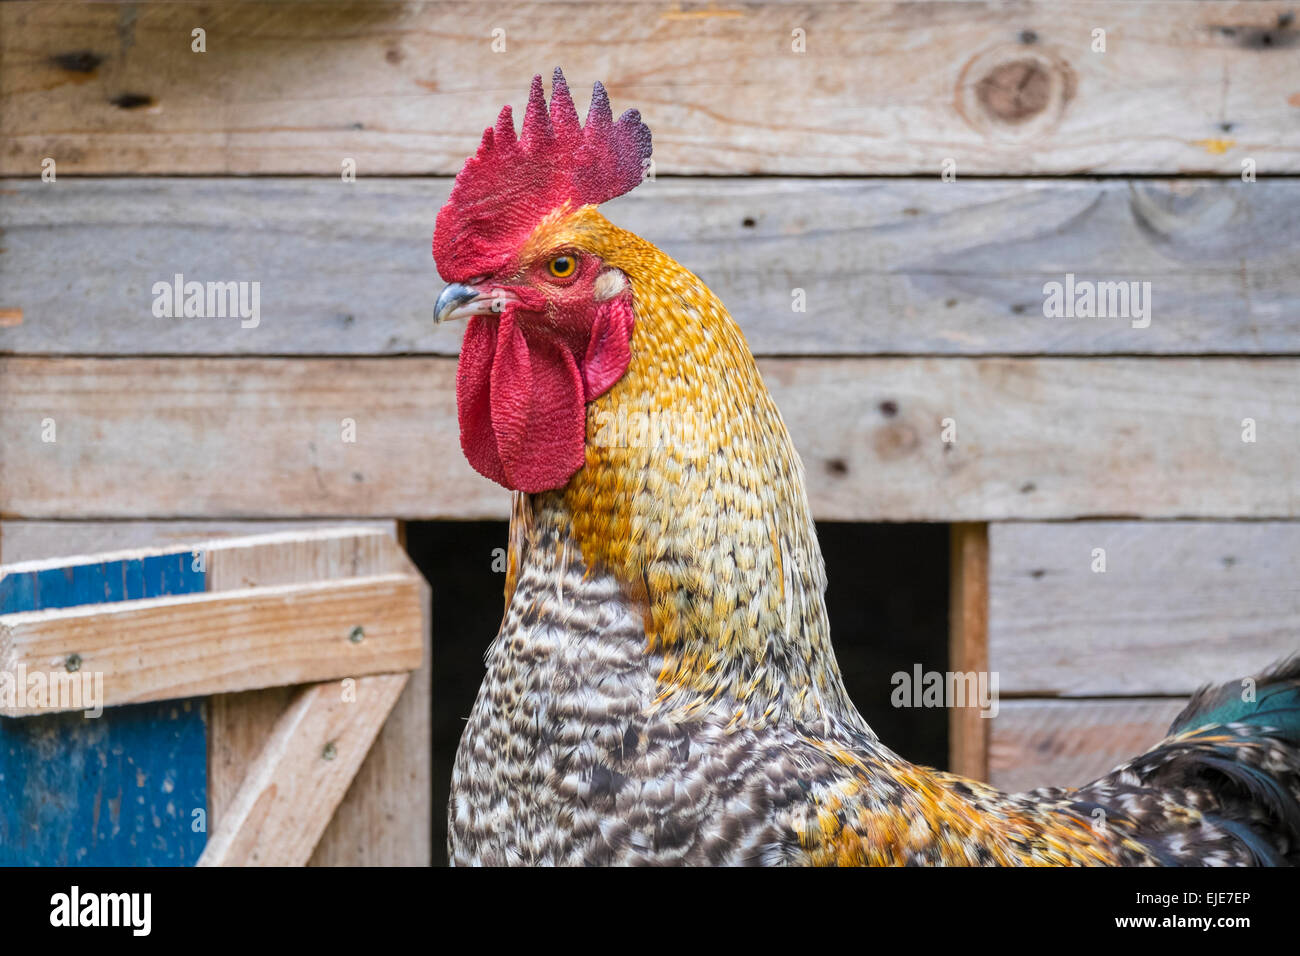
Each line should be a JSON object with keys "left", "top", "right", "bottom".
{"left": 990, "top": 522, "right": 1300, "bottom": 696}
{"left": 0, "top": 520, "right": 395, "bottom": 563}
{"left": 197, "top": 674, "right": 408, "bottom": 867}
{"left": 203, "top": 528, "right": 405, "bottom": 589}
{"left": 948, "top": 523, "right": 989, "bottom": 780}
{"left": 207, "top": 687, "right": 293, "bottom": 833}
{"left": 3, "top": 1, "right": 1297, "bottom": 176}
{"left": 3, "top": 177, "right": 1298, "bottom": 357}
{"left": 0, "top": 548, "right": 204, "bottom": 614}
{"left": 988, "top": 698, "right": 1186, "bottom": 793}
{"left": 4, "top": 355, "right": 1297, "bottom": 521}
{"left": 308, "top": 542, "right": 431, "bottom": 866}
{"left": 0, "top": 574, "right": 423, "bottom": 714}
{"left": 0, "top": 525, "right": 396, "bottom": 573}
{"left": 0, "top": 355, "right": 486, "bottom": 518}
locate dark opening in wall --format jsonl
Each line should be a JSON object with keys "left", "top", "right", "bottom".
{"left": 405, "top": 520, "right": 949, "bottom": 866}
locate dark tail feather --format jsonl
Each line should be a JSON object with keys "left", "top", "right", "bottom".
{"left": 1201, "top": 814, "right": 1289, "bottom": 866}
{"left": 1175, "top": 747, "right": 1300, "bottom": 837}
{"left": 1170, "top": 654, "right": 1300, "bottom": 738}
{"left": 1139, "top": 656, "right": 1300, "bottom": 865}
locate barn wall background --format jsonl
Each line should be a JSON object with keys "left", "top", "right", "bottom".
{"left": 2, "top": 0, "right": 1298, "bottom": 861}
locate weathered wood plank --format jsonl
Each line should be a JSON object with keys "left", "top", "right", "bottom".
{"left": 3, "top": 177, "right": 1298, "bottom": 357}
{"left": 990, "top": 522, "right": 1300, "bottom": 696}
{"left": 3, "top": 356, "right": 1297, "bottom": 521}
{"left": 0, "top": 574, "right": 424, "bottom": 713}
{"left": 948, "top": 523, "right": 989, "bottom": 780}
{"left": 4, "top": 1, "right": 1297, "bottom": 175}
{"left": 988, "top": 698, "right": 1186, "bottom": 794}
{"left": 196, "top": 674, "right": 408, "bottom": 867}
{"left": 0, "top": 356, "right": 489, "bottom": 518}
{"left": 0, "top": 520, "right": 395, "bottom": 563}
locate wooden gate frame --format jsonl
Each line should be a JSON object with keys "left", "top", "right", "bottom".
{"left": 0, "top": 526, "right": 430, "bottom": 866}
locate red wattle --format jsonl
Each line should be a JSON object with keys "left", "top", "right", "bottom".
{"left": 582, "top": 298, "right": 635, "bottom": 401}
{"left": 456, "top": 299, "right": 634, "bottom": 494}
{"left": 489, "top": 313, "right": 586, "bottom": 493}
{"left": 456, "top": 315, "right": 508, "bottom": 487}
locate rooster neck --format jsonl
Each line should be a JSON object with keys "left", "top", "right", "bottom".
{"left": 503, "top": 215, "right": 868, "bottom": 733}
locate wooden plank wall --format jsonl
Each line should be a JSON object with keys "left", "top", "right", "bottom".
{"left": 2, "top": 178, "right": 1298, "bottom": 357}
{"left": 2, "top": 356, "right": 1297, "bottom": 521}
{"left": 987, "top": 522, "right": 1300, "bottom": 791}
{"left": 3, "top": 1, "right": 1298, "bottom": 176}
{"left": 1, "top": 0, "right": 1298, "bottom": 827}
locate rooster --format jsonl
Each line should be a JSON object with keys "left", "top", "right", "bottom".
{"left": 434, "top": 70, "right": 1300, "bottom": 866}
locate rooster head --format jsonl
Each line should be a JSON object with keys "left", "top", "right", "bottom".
{"left": 433, "top": 69, "right": 652, "bottom": 493}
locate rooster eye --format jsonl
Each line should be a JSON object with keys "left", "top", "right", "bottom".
{"left": 547, "top": 255, "right": 577, "bottom": 278}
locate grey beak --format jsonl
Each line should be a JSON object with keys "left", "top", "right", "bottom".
{"left": 435, "top": 283, "right": 480, "bottom": 324}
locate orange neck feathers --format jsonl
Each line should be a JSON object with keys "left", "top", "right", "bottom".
{"left": 523, "top": 207, "right": 866, "bottom": 732}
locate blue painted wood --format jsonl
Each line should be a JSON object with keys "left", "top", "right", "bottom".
{"left": 0, "top": 550, "right": 208, "bottom": 865}
{"left": 0, "top": 552, "right": 203, "bottom": 614}
{"left": 0, "top": 700, "right": 208, "bottom": 866}
{"left": 0, "top": 571, "right": 36, "bottom": 616}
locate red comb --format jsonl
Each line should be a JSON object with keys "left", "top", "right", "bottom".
{"left": 433, "top": 69, "right": 653, "bottom": 281}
